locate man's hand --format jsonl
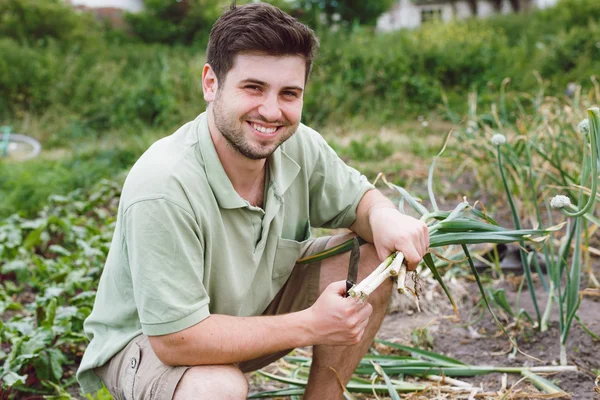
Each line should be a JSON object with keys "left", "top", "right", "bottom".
{"left": 368, "top": 207, "right": 429, "bottom": 270}
{"left": 350, "top": 189, "right": 430, "bottom": 271}
{"left": 305, "top": 281, "right": 373, "bottom": 346}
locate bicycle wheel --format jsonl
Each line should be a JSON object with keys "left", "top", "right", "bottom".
{"left": 1, "top": 133, "right": 42, "bottom": 161}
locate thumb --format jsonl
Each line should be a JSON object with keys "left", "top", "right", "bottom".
{"left": 326, "top": 280, "right": 349, "bottom": 296}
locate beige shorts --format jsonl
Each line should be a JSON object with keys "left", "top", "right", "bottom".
{"left": 94, "top": 236, "right": 331, "bottom": 400}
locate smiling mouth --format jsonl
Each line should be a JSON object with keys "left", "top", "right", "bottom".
{"left": 247, "top": 121, "right": 281, "bottom": 135}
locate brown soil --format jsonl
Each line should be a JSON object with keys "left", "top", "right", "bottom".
{"left": 249, "top": 267, "right": 600, "bottom": 399}
{"left": 379, "top": 276, "right": 600, "bottom": 400}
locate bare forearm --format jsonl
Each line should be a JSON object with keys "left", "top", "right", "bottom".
{"left": 149, "top": 311, "right": 314, "bottom": 366}
{"left": 350, "top": 189, "right": 396, "bottom": 242}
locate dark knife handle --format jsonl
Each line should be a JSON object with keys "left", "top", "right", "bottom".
{"left": 344, "top": 280, "right": 353, "bottom": 298}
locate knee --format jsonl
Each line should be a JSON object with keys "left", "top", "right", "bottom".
{"left": 173, "top": 365, "right": 248, "bottom": 400}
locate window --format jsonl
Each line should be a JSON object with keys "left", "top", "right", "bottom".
{"left": 421, "top": 8, "right": 442, "bottom": 24}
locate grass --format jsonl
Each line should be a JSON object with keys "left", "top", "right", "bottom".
{"left": 0, "top": 120, "right": 185, "bottom": 219}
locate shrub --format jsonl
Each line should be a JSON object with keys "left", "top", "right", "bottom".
{"left": 125, "top": 0, "right": 224, "bottom": 45}
{"left": 0, "top": 39, "right": 60, "bottom": 113}
{"left": 0, "top": 0, "right": 99, "bottom": 45}
{"left": 2, "top": 0, "right": 600, "bottom": 132}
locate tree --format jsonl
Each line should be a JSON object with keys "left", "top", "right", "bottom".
{"left": 126, "top": 0, "right": 226, "bottom": 44}
{"left": 296, "top": 0, "right": 395, "bottom": 27}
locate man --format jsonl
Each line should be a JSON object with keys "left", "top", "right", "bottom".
{"left": 77, "top": 3, "right": 429, "bottom": 399}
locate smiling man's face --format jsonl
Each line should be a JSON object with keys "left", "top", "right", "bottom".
{"left": 207, "top": 53, "right": 306, "bottom": 160}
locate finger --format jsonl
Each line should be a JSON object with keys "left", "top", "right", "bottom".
{"left": 356, "top": 302, "right": 373, "bottom": 321}
{"left": 346, "top": 296, "right": 369, "bottom": 312}
{"left": 400, "top": 245, "right": 420, "bottom": 271}
{"left": 423, "top": 223, "right": 431, "bottom": 251}
{"left": 358, "top": 316, "right": 370, "bottom": 331}
{"left": 395, "top": 240, "right": 418, "bottom": 269}
{"left": 328, "top": 280, "right": 350, "bottom": 296}
{"left": 416, "top": 227, "right": 425, "bottom": 257}
{"left": 419, "top": 233, "right": 427, "bottom": 259}
{"left": 375, "top": 243, "right": 389, "bottom": 263}
{"left": 421, "top": 224, "right": 430, "bottom": 256}
{"left": 355, "top": 317, "right": 370, "bottom": 336}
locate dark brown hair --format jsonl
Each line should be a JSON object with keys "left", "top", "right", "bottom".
{"left": 206, "top": 2, "right": 319, "bottom": 84}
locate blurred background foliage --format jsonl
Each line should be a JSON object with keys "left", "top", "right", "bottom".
{"left": 1, "top": 0, "right": 600, "bottom": 217}
{"left": 1, "top": 0, "right": 599, "bottom": 126}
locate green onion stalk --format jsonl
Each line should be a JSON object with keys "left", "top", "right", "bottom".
{"left": 250, "top": 342, "right": 577, "bottom": 398}
{"left": 544, "top": 107, "right": 600, "bottom": 365}
{"left": 492, "top": 132, "right": 543, "bottom": 329}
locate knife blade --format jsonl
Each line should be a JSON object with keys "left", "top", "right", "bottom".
{"left": 345, "top": 237, "right": 361, "bottom": 297}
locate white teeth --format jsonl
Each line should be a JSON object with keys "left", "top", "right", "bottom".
{"left": 251, "top": 123, "right": 277, "bottom": 134}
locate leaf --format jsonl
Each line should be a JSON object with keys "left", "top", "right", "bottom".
{"left": 44, "top": 287, "right": 65, "bottom": 299}
{"left": 43, "top": 298, "right": 58, "bottom": 329}
{"left": 521, "top": 369, "right": 565, "bottom": 394}
{"left": 461, "top": 245, "right": 521, "bottom": 354}
{"left": 6, "top": 320, "right": 35, "bottom": 336}
{"left": 23, "top": 223, "right": 47, "bottom": 250}
{"left": 385, "top": 182, "right": 430, "bottom": 216}
{"left": 48, "top": 245, "right": 71, "bottom": 257}
{"left": 248, "top": 388, "right": 306, "bottom": 398}
{"left": 445, "top": 202, "right": 470, "bottom": 222}
{"left": 488, "top": 288, "right": 515, "bottom": 317}
{"left": 427, "top": 131, "right": 454, "bottom": 212}
{"left": 422, "top": 253, "right": 458, "bottom": 316}
{"left": 76, "top": 239, "right": 104, "bottom": 258}
{"left": 470, "top": 207, "right": 500, "bottom": 225}
{"left": 430, "top": 232, "right": 536, "bottom": 247}
{"left": 48, "top": 348, "right": 67, "bottom": 381}
{"left": 257, "top": 370, "right": 427, "bottom": 393}
{"left": 1, "top": 260, "right": 28, "bottom": 274}
{"left": 371, "top": 361, "right": 401, "bottom": 400}
{"left": 374, "top": 339, "right": 465, "bottom": 366}
{"left": 21, "top": 328, "right": 54, "bottom": 355}
{"left": 71, "top": 291, "right": 97, "bottom": 302}
{"left": 1, "top": 371, "right": 28, "bottom": 386}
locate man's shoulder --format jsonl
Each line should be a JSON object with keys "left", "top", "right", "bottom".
{"left": 120, "top": 120, "right": 208, "bottom": 212}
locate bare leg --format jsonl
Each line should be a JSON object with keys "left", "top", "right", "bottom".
{"left": 304, "top": 233, "right": 393, "bottom": 400}
{"left": 173, "top": 364, "right": 248, "bottom": 400}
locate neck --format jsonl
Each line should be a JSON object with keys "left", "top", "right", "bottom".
{"left": 207, "top": 110, "right": 267, "bottom": 200}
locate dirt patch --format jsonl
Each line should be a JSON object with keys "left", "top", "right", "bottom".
{"left": 377, "top": 272, "right": 600, "bottom": 399}
{"left": 249, "top": 266, "right": 600, "bottom": 399}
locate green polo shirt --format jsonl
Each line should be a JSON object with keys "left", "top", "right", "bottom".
{"left": 76, "top": 112, "right": 374, "bottom": 393}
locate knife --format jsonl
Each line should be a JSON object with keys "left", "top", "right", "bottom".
{"left": 344, "top": 237, "right": 361, "bottom": 297}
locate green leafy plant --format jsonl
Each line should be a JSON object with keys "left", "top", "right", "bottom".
{"left": 0, "top": 180, "right": 120, "bottom": 397}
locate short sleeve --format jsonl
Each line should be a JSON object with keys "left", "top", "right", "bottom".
{"left": 124, "top": 198, "right": 210, "bottom": 336}
{"left": 307, "top": 133, "right": 374, "bottom": 229}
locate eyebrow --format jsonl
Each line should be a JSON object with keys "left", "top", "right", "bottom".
{"left": 239, "top": 78, "right": 304, "bottom": 93}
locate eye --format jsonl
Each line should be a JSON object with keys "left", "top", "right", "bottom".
{"left": 282, "top": 91, "right": 299, "bottom": 98}
{"left": 244, "top": 85, "right": 262, "bottom": 93}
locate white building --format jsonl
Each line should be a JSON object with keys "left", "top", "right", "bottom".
{"left": 67, "top": 0, "right": 145, "bottom": 13}
{"left": 377, "top": 0, "right": 558, "bottom": 31}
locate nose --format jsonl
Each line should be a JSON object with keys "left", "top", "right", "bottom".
{"left": 258, "top": 93, "right": 282, "bottom": 122}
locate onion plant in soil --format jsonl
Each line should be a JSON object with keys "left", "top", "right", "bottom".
{"left": 450, "top": 85, "right": 600, "bottom": 365}
{"left": 250, "top": 108, "right": 600, "bottom": 398}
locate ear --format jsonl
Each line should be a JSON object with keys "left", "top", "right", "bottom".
{"left": 202, "top": 64, "right": 218, "bottom": 103}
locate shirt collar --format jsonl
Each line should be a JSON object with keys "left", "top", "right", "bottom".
{"left": 195, "top": 112, "right": 300, "bottom": 209}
